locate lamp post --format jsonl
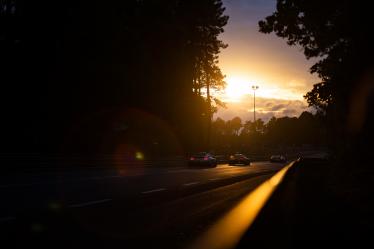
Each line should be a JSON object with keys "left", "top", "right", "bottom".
{"left": 252, "top": 85, "right": 259, "bottom": 123}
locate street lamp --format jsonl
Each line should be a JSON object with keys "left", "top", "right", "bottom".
{"left": 252, "top": 85, "right": 259, "bottom": 123}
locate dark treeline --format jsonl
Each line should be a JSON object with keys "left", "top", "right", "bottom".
{"left": 211, "top": 111, "right": 326, "bottom": 155}
{"left": 1, "top": 0, "right": 228, "bottom": 155}
{"left": 259, "top": 0, "right": 374, "bottom": 164}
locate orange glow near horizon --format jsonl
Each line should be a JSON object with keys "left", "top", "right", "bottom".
{"left": 215, "top": 0, "right": 320, "bottom": 107}
{"left": 223, "top": 76, "right": 251, "bottom": 102}
{"left": 220, "top": 73, "right": 310, "bottom": 103}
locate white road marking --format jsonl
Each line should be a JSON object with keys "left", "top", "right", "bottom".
{"left": 183, "top": 182, "right": 199, "bottom": 186}
{"left": 0, "top": 216, "right": 16, "bottom": 222}
{"left": 141, "top": 188, "right": 166, "bottom": 194}
{"left": 68, "top": 199, "right": 112, "bottom": 208}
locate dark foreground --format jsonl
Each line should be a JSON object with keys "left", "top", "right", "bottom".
{"left": 237, "top": 157, "right": 374, "bottom": 248}
{"left": 0, "top": 162, "right": 285, "bottom": 248}
{"left": 2, "top": 156, "right": 372, "bottom": 248}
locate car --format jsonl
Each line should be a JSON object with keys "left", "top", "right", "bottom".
{"left": 228, "top": 153, "right": 251, "bottom": 165}
{"left": 188, "top": 152, "right": 217, "bottom": 167}
{"left": 270, "top": 155, "right": 287, "bottom": 163}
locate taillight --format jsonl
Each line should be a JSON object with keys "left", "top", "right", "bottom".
{"left": 190, "top": 157, "right": 195, "bottom": 160}
{"left": 204, "top": 156, "right": 208, "bottom": 160}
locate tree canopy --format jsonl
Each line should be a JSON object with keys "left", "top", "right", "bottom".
{"left": 259, "top": 0, "right": 374, "bottom": 156}
{"left": 0, "top": 0, "right": 228, "bottom": 154}
{"left": 211, "top": 112, "right": 326, "bottom": 155}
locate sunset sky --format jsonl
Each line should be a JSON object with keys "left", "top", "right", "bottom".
{"left": 215, "top": 0, "right": 320, "bottom": 122}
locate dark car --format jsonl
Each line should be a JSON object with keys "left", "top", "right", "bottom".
{"left": 270, "top": 155, "right": 287, "bottom": 163}
{"left": 228, "top": 153, "right": 251, "bottom": 165}
{"left": 188, "top": 152, "right": 217, "bottom": 167}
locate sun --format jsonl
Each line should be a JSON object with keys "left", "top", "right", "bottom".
{"left": 224, "top": 76, "right": 251, "bottom": 102}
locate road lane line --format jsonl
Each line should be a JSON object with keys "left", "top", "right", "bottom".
{"left": 69, "top": 199, "right": 112, "bottom": 208}
{"left": 183, "top": 182, "right": 199, "bottom": 186}
{"left": 209, "top": 178, "right": 220, "bottom": 181}
{"left": 0, "top": 216, "right": 16, "bottom": 223}
{"left": 141, "top": 188, "right": 166, "bottom": 194}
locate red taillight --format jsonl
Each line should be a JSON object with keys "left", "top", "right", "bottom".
{"left": 204, "top": 156, "right": 208, "bottom": 160}
{"left": 190, "top": 157, "right": 195, "bottom": 160}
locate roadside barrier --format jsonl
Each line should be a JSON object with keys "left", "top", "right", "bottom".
{"left": 189, "top": 159, "right": 299, "bottom": 249}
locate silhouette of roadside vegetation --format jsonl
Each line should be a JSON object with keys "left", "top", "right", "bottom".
{"left": 211, "top": 111, "right": 326, "bottom": 156}
{"left": 1, "top": 0, "right": 228, "bottom": 157}
{"left": 259, "top": 0, "right": 374, "bottom": 165}
{"left": 252, "top": 0, "right": 374, "bottom": 242}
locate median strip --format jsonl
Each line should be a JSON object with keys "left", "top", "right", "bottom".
{"left": 141, "top": 188, "right": 166, "bottom": 194}
{"left": 68, "top": 199, "right": 112, "bottom": 208}
{"left": 189, "top": 160, "right": 296, "bottom": 249}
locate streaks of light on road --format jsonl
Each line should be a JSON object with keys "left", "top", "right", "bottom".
{"left": 209, "top": 178, "right": 221, "bottom": 181}
{"left": 69, "top": 199, "right": 112, "bottom": 208}
{"left": 183, "top": 182, "right": 199, "bottom": 186}
{"left": 141, "top": 188, "right": 166, "bottom": 194}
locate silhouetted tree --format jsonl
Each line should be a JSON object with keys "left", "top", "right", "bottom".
{"left": 227, "top": 117, "right": 242, "bottom": 136}
{"left": 1, "top": 0, "right": 229, "bottom": 155}
{"left": 259, "top": 0, "right": 374, "bottom": 158}
{"left": 211, "top": 112, "right": 326, "bottom": 155}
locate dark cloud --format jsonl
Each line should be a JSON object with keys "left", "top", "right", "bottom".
{"left": 256, "top": 111, "right": 276, "bottom": 122}
{"left": 270, "top": 104, "right": 286, "bottom": 111}
{"left": 215, "top": 97, "right": 311, "bottom": 123}
{"left": 282, "top": 108, "right": 298, "bottom": 116}
{"left": 265, "top": 102, "right": 274, "bottom": 107}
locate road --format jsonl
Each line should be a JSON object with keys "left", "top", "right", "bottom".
{"left": 0, "top": 161, "right": 287, "bottom": 247}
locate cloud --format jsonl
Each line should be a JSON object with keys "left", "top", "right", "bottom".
{"left": 270, "top": 104, "right": 286, "bottom": 111}
{"left": 282, "top": 109, "right": 298, "bottom": 116}
{"left": 214, "top": 96, "right": 312, "bottom": 123}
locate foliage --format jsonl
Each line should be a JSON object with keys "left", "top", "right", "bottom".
{"left": 211, "top": 112, "right": 326, "bottom": 154}
{"left": 258, "top": 0, "right": 374, "bottom": 158}
{"left": 0, "top": 0, "right": 228, "bottom": 154}
{"left": 259, "top": 0, "right": 374, "bottom": 114}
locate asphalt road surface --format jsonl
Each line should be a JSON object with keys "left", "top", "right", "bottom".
{"left": 0, "top": 161, "right": 287, "bottom": 248}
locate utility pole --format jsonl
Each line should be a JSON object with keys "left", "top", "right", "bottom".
{"left": 252, "top": 85, "right": 259, "bottom": 123}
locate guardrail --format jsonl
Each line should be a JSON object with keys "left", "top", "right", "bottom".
{"left": 188, "top": 159, "right": 299, "bottom": 249}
